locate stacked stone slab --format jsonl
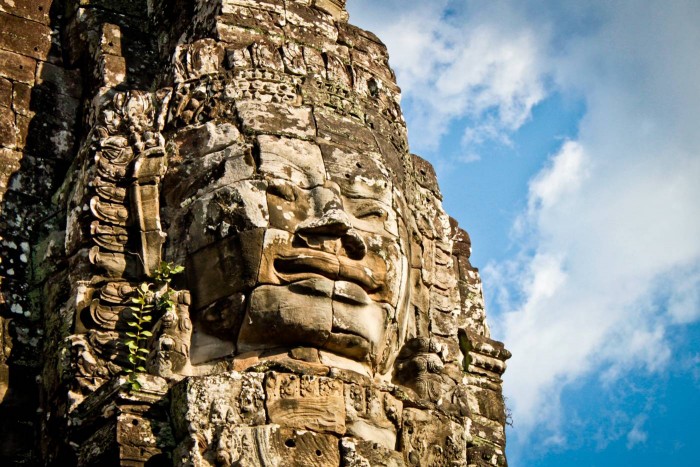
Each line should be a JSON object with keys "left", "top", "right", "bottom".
{"left": 0, "top": 1, "right": 511, "bottom": 465}
{"left": 0, "top": 0, "right": 82, "bottom": 462}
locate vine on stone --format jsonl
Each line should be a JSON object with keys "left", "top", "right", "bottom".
{"left": 124, "top": 262, "right": 184, "bottom": 391}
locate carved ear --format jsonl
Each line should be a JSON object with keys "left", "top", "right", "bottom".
{"left": 375, "top": 318, "right": 398, "bottom": 376}
{"left": 374, "top": 214, "right": 417, "bottom": 376}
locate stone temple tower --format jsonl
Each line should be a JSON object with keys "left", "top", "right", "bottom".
{"left": 0, "top": 1, "right": 511, "bottom": 465}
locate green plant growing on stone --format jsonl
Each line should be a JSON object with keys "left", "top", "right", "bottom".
{"left": 124, "top": 283, "right": 154, "bottom": 391}
{"left": 153, "top": 261, "right": 185, "bottom": 285}
{"left": 123, "top": 262, "right": 184, "bottom": 391}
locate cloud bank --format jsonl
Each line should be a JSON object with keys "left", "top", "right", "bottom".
{"left": 349, "top": 1, "right": 548, "bottom": 154}
{"left": 350, "top": 0, "right": 700, "bottom": 459}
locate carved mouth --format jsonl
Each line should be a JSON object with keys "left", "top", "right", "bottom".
{"left": 324, "top": 330, "right": 371, "bottom": 360}
{"left": 274, "top": 251, "right": 381, "bottom": 293}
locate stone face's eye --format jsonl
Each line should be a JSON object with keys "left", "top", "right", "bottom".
{"left": 267, "top": 182, "right": 296, "bottom": 202}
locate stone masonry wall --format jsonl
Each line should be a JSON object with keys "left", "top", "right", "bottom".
{"left": 0, "top": 0, "right": 81, "bottom": 462}
{"left": 0, "top": 1, "right": 511, "bottom": 465}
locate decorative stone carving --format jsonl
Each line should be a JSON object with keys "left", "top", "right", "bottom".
{"left": 340, "top": 437, "right": 405, "bottom": 467}
{"left": 0, "top": 0, "right": 511, "bottom": 464}
{"left": 148, "top": 290, "right": 193, "bottom": 378}
{"left": 265, "top": 372, "right": 346, "bottom": 434}
{"left": 344, "top": 383, "right": 402, "bottom": 450}
{"left": 207, "top": 425, "right": 341, "bottom": 467}
{"left": 399, "top": 408, "right": 469, "bottom": 466}
{"left": 174, "top": 39, "right": 226, "bottom": 82}
{"left": 394, "top": 337, "right": 451, "bottom": 403}
{"left": 53, "top": 85, "right": 196, "bottom": 415}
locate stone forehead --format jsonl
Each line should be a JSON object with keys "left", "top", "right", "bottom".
{"left": 170, "top": 123, "right": 409, "bottom": 203}
{"left": 257, "top": 135, "right": 325, "bottom": 188}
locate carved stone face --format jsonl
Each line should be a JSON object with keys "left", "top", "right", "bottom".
{"left": 163, "top": 124, "right": 411, "bottom": 376}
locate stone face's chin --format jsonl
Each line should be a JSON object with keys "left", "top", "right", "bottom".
{"left": 236, "top": 276, "right": 388, "bottom": 366}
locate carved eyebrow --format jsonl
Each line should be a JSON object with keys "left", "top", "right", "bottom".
{"left": 341, "top": 180, "right": 391, "bottom": 201}
{"left": 351, "top": 200, "right": 388, "bottom": 219}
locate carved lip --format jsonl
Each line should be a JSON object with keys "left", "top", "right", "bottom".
{"left": 333, "top": 280, "right": 371, "bottom": 305}
{"left": 274, "top": 251, "right": 381, "bottom": 295}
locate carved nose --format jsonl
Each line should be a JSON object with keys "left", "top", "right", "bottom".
{"left": 296, "top": 206, "right": 350, "bottom": 236}
{"left": 295, "top": 206, "right": 367, "bottom": 260}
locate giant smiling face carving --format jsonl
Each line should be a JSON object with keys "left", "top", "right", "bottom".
{"left": 162, "top": 123, "right": 413, "bottom": 376}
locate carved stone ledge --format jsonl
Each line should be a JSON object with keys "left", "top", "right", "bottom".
{"left": 69, "top": 375, "right": 173, "bottom": 465}
{"left": 459, "top": 328, "right": 511, "bottom": 378}
{"left": 313, "top": 0, "right": 348, "bottom": 22}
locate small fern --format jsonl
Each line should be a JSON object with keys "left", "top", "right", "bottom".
{"left": 123, "top": 262, "right": 184, "bottom": 391}
{"left": 124, "top": 283, "right": 155, "bottom": 391}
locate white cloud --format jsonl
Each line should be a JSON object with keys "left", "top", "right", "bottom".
{"left": 457, "top": 152, "right": 481, "bottom": 164}
{"left": 349, "top": 0, "right": 548, "bottom": 153}
{"left": 528, "top": 141, "right": 588, "bottom": 212}
{"left": 667, "top": 268, "right": 700, "bottom": 324}
{"left": 485, "top": 0, "right": 700, "bottom": 452}
{"left": 626, "top": 415, "right": 648, "bottom": 450}
{"left": 591, "top": 410, "right": 650, "bottom": 452}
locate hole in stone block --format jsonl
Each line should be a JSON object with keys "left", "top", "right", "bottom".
{"left": 315, "top": 449, "right": 322, "bottom": 456}
{"left": 285, "top": 438, "right": 296, "bottom": 448}
{"left": 368, "top": 78, "right": 379, "bottom": 98}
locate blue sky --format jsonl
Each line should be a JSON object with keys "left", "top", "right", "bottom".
{"left": 348, "top": 1, "right": 700, "bottom": 466}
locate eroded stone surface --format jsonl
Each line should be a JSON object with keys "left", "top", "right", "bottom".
{"left": 0, "top": 0, "right": 510, "bottom": 465}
